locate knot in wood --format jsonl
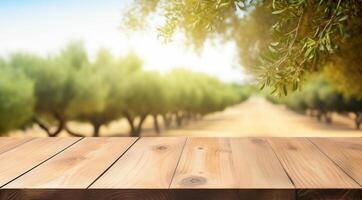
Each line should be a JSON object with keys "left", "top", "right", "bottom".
{"left": 180, "top": 176, "right": 207, "bottom": 187}
{"left": 153, "top": 145, "right": 168, "bottom": 151}
{"left": 287, "top": 144, "right": 297, "bottom": 151}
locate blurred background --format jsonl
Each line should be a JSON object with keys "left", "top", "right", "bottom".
{"left": 0, "top": 0, "right": 361, "bottom": 137}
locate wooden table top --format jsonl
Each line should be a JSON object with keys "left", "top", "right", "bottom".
{"left": 0, "top": 137, "right": 361, "bottom": 200}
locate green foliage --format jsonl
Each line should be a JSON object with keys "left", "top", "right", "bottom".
{"left": 7, "top": 42, "right": 97, "bottom": 136}
{"left": 279, "top": 73, "right": 362, "bottom": 128}
{"left": 121, "top": 71, "right": 165, "bottom": 117}
{"left": 0, "top": 65, "right": 34, "bottom": 134}
{"left": 324, "top": 24, "right": 362, "bottom": 100}
{"left": 67, "top": 65, "right": 109, "bottom": 124}
{"left": 123, "top": 0, "right": 362, "bottom": 97}
{"left": 66, "top": 50, "right": 145, "bottom": 136}
{"left": 59, "top": 41, "right": 89, "bottom": 69}
{"left": 0, "top": 44, "right": 248, "bottom": 136}
{"left": 10, "top": 54, "right": 68, "bottom": 116}
{"left": 259, "top": 0, "right": 362, "bottom": 96}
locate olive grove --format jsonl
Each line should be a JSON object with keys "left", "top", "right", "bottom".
{"left": 0, "top": 43, "right": 247, "bottom": 136}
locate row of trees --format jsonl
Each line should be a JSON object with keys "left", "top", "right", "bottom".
{"left": 0, "top": 43, "right": 247, "bottom": 136}
{"left": 271, "top": 74, "right": 362, "bottom": 129}
{"left": 122, "top": 1, "right": 362, "bottom": 130}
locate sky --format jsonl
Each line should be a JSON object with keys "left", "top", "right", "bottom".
{"left": 0, "top": 0, "right": 250, "bottom": 83}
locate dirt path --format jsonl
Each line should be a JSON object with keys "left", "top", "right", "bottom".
{"left": 162, "top": 96, "right": 362, "bottom": 137}
{"left": 10, "top": 96, "right": 362, "bottom": 137}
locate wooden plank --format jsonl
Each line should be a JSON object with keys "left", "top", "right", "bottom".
{"left": 4, "top": 137, "right": 137, "bottom": 189}
{"left": 309, "top": 138, "right": 362, "bottom": 186}
{"left": 296, "top": 189, "right": 362, "bottom": 200}
{"left": 170, "top": 138, "right": 236, "bottom": 188}
{"left": 0, "top": 138, "right": 33, "bottom": 154}
{"left": 230, "top": 138, "right": 294, "bottom": 188}
{"left": 170, "top": 189, "right": 295, "bottom": 200}
{"left": 0, "top": 189, "right": 296, "bottom": 200}
{"left": 170, "top": 138, "right": 294, "bottom": 189}
{"left": 268, "top": 138, "right": 360, "bottom": 189}
{"left": 90, "top": 137, "right": 186, "bottom": 188}
{"left": 0, "top": 137, "right": 80, "bottom": 187}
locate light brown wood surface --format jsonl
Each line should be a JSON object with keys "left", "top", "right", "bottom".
{"left": 4, "top": 137, "right": 137, "bottom": 188}
{"left": 309, "top": 137, "right": 362, "bottom": 186}
{"left": 171, "top": 138, "right": 294, "bottom": 189}
{"left": 0, "top": 137, "right": 80, "bottom": 187}
{"left": 229, "top": 138, "right": 293, "bottom": 188}
{"left": 0, "top": 138, "right": 33, "bottom": 154}
{"left": 90, "top": 137, "right": 186, "bottom": 188}
{"left": 267, "top": 138, "right": 360, "bottom": 188}
{"left": 0, "top": 137, "right": 361, "bottom": 200}
{"left": 170, "top": 138, "right": 236, "bottom": 188}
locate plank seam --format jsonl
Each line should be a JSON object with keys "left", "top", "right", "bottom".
{"left": 266, "top": 138, "right": 297, "bottom": 199}
{"left": 86, "top": 137, "right": 140, "bottom": 189}
{"left": 0, "top": 138, "right": 35, "bottom": 156}
{"left": 307, "top": 138, "right": 362, "bottom": 188}
{"left": 265, "top": 138, "right": 296, "bottom": 188}
{"left": 168, "top": 137, "right": 188, "bottom": 189}
{"left": 0, "top": 137, "right": 84, "bottom": 188}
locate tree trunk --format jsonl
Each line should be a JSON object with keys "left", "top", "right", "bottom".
{"left": 124, "top": 112, "right": 136, "bottom": 136}
{"left": 355, "top": 112, "right": 361, "bottom": 130}
{"left": 175, "top": 112, "right": 183, "bottom": 127}
{"left": 324, "top": 112, "right": 332, "bottom": 124}
{"left": 153, "top": 114, "right": 160, "bottom": 134}
{"left": 183, "top": 112, "right": 189, "bottom": 124}
{"left": 316, "top": 111, "right": 322, "bottom": 122}
{"left": 130, "top": 130, "right": 139, "bottom": 137}
{"left": 134, "top": 115, "right": 147, "bottom": 136}
{"left": 92, "top": 123, "right": 102, "bottom": 137}
{"left": 65, "top": 125, "right": 86, "bottom": 137}
{"left": 51, "top": 113, "right": 65, "bottom": 137}
{"left": 33, "top": 117, "right": 51, "bottom": 135}
{"left": 33, "top": 113, "right": 65, "bottom": 137}
{"left": 192, "top": 113, "right": 197, "bottom": 120}
{"left": 162, "top": 114, "right": 172, "bottom": 128}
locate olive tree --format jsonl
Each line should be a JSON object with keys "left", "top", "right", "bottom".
{"left": 123, "top": 0, "right": 362, "bottom": 97}
{"left": 0, "top": 63, "right": 35, "bottom": 135}
{"left": 344, "top": 97, "right": 362, "bottom": 129}
{"left": 2, "top": 45, "right": 247, "bottom": 137}
{"left": 9, "top": 42, "right": 89, "bottom": 136}
{"left": 121, "top": 71, "right": 165, "bottom": 136}
{"left": 65, "top": 65, "right": 110, "bottom": 137}
{"left": 65, "top": 50, "right": 143, "bottom": 136}
{"left": 282, "top": 73, "right": 362, "bottom": 128}
{"left": 10, "top": 54, "right": 67, "bottom": 136}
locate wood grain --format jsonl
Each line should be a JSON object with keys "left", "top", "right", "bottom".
{"left": 268, "top": 138, "right": 360, "bottom": 189}
{"left": 0, "top": 137, "right": 80, "bottom": 187}
{"left": 0, "top": 189, "right": 296, "bottom": 200}
{"left": 309, "top": 138, "right": 362, "bottom": 186}
{"left": 170, "top": 138, "right": 236, "bottom": 188}
{"left": 4, "top": 137, "right": 137, "bottom": 189}
{"left": 90, "top": 137, "right": 186, "bottom": 188}
{"left": 229, "top": 138, "right": 294, "bottom": 188}
{"left": 0, "top": 138, "right": 33, "bottom": 154}
{"left": 171, "top": 138, "right": 294, "bottom": 189}
{"left": 297, "top": 189, "right": 362, "bottom": 200}
{"left": 3, "top": 189, "right": 361, "bottom": 200}
{"left": 171, "top": 189, "right": 295, "bottom": 200}
{"left": 0, "top": 137, "right": 361, "bottom": 199}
